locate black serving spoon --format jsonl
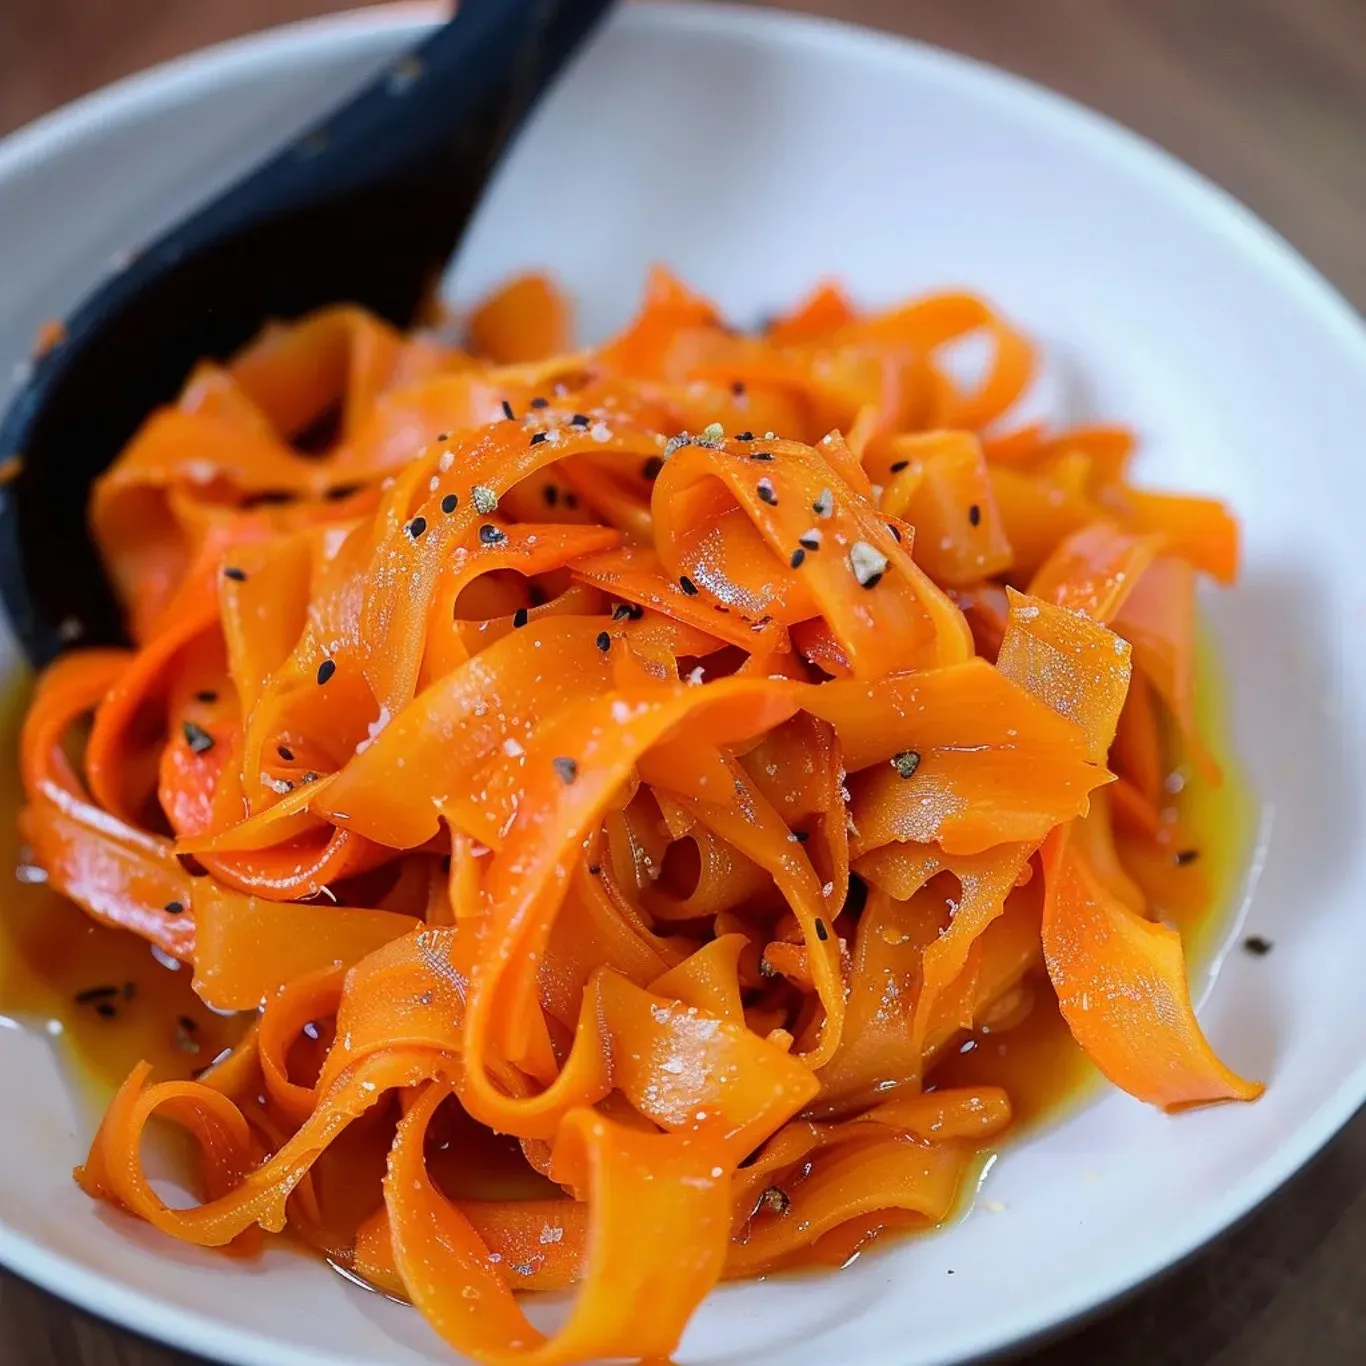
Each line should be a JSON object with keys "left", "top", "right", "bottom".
{"left": 0, "top": 0, "right": 614, "bottom": 667}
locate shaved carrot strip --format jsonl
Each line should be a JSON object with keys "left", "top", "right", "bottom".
{"left": 1042, "top": 830, "right": 1260, "bottom": 1110}
{"left": 996, "top": 587, "right": 1132, "bottom": 765}
{"left": 467, "top": 273, "right": 573, "bottom": 366}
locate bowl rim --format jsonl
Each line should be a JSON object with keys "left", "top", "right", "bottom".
{"left": 3, "top": 4, "right": 1366, "bottom": 1365}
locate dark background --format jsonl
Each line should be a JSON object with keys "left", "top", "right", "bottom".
{"left": 2, "top": 2, "right": 1364, "bottom": 1363}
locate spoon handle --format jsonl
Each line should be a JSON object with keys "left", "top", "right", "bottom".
{"left": 180, "top": 0, "right": 615, "bottom": 256}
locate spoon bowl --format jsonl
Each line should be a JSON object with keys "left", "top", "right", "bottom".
{"left": 0, "top": 0, "right": 612, "bottom": 666}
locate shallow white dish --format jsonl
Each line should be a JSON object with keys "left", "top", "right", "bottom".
{"left": 1, "top": 3, "right": 1365, "bottom": 1364}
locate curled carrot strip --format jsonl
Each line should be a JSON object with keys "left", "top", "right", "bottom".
{"left": 996, "top": 587, "right": 1132, "bottom": 765}
{"left": 1041, "top": 830, "right": 1261, "bottom": 1110}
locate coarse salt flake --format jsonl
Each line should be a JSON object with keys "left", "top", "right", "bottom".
{"left": 849, "top": 540, "right": 888, "bottom": 586}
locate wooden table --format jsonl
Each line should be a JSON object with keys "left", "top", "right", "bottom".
{"left": 2, "top": 2, "right": 1364, "bottom": 1364}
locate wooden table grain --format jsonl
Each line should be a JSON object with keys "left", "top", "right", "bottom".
{"left": 1, "top": 2, "right": 1364, "bottom": 1364}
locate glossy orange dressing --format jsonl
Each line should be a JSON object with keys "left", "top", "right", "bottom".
{"left": 0, "top": 683, "right": 243, "bottom": 1108}
{"left": 0, "top": 628, "right": 1250, "bottom": 1230}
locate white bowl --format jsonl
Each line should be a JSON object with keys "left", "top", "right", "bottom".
{"left": 2, "top": 5, "right": 1365, "bottom": 1364}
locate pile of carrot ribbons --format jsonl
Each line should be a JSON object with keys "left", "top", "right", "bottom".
{"left": 19, "top": 267, "right": 1259, "bottom": 1364}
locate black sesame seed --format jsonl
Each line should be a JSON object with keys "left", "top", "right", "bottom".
{"left": 814, "top": 919, "right": 829, "bottom": 942}
{"left": 790, "top": 548, "right": 806, "bottom": 569}
{"left": 571, "top": 414, "right": 590, "bottom": 427}
{"left": 436, "top": 433, "right": 450, "bottom": 442}
{"left": 612, "top": 602, "right": 644, "bottom": 621}
{"left": 246, "top": 489, "right": 296, "bottom": 509}
{"left": 891, "top": 750, "right": 921, "bottom": 779}
{"left": 513, "top": 608, "right": 529, "bottom": 629}
{"left": 887, "top": 523, "right": 902, "bottom": 543}
{"left": 325, "top": 483, "right": 361, "bottom": 501}
{"left": 441, "top": 493, "right": 458, "bottom": 514}
{"left": 679, "top": 575, "right": 699, "bottom": 596}
{"left": 862, "top": 572, "right": 883, "bottom": 589}
{"left": 95, "top": 1001, "right": 117, "bottom": 1019}
{"left": 501, "top": 399, "right": 515, "bottom": 420}
{"left": 731, "top": 380, "right": 746, "bottom": 397}
{"left": 74, "top": 985, "right": 119, "bottom": 1004}
{"left": 642, "top": 456, "right": 664, "bottom": 481}
{"left": 479, "top": 524, "right": 506, "bottom": 545}
{"left": 278, "top": 745, "right": 294, "bottom": 761}
{"left": 750, "top": 451, "right": 774, "bottom": 461}
{"left": 182, "top": 721, "right": 215, "bottom": 754}
{"left": 757, "top": 480, "right": 778, "bottom": 506}
{"left": 587, "top": 864, "right": 602, "bottom": 876}
{"left": 530, "top": 431, "right": 548, "bottom": 447}
{"left": 407, "top": 516, "right": 427, "bottom": 539}
{"left": 178, "top": 1014, "right": 198, "bottom": 1033}
{"left": 1243, "top": 935, "right": 1273, "bottom": 956}
{"left": 553, "top": 756, "right": 579, "bottom": 785}
{"left": 968, "top": 503, "right": 982, "bottom": 527}
{"left": 798, "top": 533, "right": 821, "bottom": 551}
{"left": 543, "top": 484, "right": 559, "bottom": 507}
{"left": 223, "top": 566, "right": 247, "bottom": 582}
{"left": 890, "top": 460, "right": 910, "bottom": 473}
{"left": 317, "top": 659, "right": 336, "bottom": 686}
{"left": 530, "top": 397, "right": 549, "bottom": 409}
{"left": 1175, "top": 848, "right": 1200, "bottom": 866}
{"left": 164, "top": 900, "right": 185, "bottom": 915}
{"left": 736, "top": 431, "right": 754, "bottom": 442}
{"left": 563, "top": 492, "right": 579, "bottom": 509}
{"left": 595, "top": 631, "right": 612, "bottom": 653}
{"left": 788, "top": 830, "right": 810, "bottom": 843}
{"left": 194, "top": 690, "right": 218, "bottom": 704}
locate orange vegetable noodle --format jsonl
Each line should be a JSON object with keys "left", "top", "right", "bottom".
{"left": 15, "top": 267, "right": 1257, "bottom": 1365}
